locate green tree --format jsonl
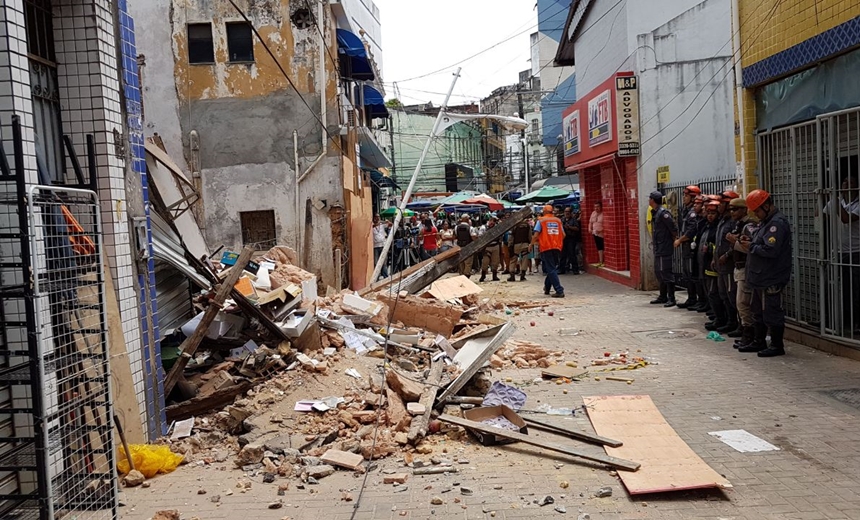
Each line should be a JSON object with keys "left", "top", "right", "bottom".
{"left": 385, "top": 98, "right": 402, "bottom": 108}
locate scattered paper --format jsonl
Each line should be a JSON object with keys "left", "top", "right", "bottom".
{"left": 345, "top": 368, "right": 362, "bottom": 379}
{"left": 323, "top": 347, "right": 337, "bottom": 357}
{"left": 170, "top": 417, "right": 195, "bottom": 440}
{"left": 709, "top": 430, "right": 780, "bottom": 453}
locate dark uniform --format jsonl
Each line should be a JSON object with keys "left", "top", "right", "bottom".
{"left": 741, "top": 210, "right": 792, "bottom": 355}
{"left": 651, "top": 204, "right": 678, "bottom": 304}
{"left": 690, "top": 213, "right": 710, "bottom": 312}
{"left": 712, "top": 214, "right": 739, "bottom": 331}
{"left": 679, "top": 203, "right": 699, "bottom": 306}
{"left": 732, "top": 216, "right": 759, "bottom": 346}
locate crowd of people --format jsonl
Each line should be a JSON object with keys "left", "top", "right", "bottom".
{"left": 648, "top": 186, "right": 792, "bottom": 358}
{"left": 370, "top": 201, "right": 604, "bottom": 292}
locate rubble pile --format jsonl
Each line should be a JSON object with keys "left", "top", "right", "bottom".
{"left": 494, "top": 340, "right": 566, "bottom": 369}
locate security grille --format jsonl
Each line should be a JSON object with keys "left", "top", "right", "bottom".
{"left": 27, "top": 184, "right": 117, "bottom": 518}
{"left": 758, "top": 121, "right": 820, "bottom": 327}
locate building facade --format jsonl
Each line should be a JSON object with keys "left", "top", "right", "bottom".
{"left": 130, "top": 0, "right": 389, "bottom": 290}
{"left": 556, "top": 0, "right": 736, "bottom": 289}
{"left": 735, "top": 1, "right": 860, "bottom": 347}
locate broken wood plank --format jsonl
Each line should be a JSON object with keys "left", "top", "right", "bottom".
{"left": 437, "top": 322, "right": 516, "bottom": 403}
{"left": 522, "top": 417, "right": 623, "bottom": 448}
{"left": 442, "top": 396, "right": 484, "bottom": 405}
{"left": 321, "top": 449, "right": 364, "bottom": 471}
{"left": 541, "top": 365, "right": 588, "bottom": 380}
{"left": 165, "top": 381, "right": 253, "bottom": 422}
{"left": 358, "top": 246, "right": 460, "bottom": 297}
{"left": 584, "top": 395, "right": 730, "bottom": 493}
{"left": 424, "top": 275, "right": 482, "bottom": 301}
{"left": 403, "top": 206, "right": 531, "bottom": 294}
{"left": 439, "top": 414, "right": 640, "bottom": 472}
{"left": 407, "top": 360, "right": 443, "bottom": 445}
{"left": 605, "top": 376, "right": 634, "bottom": 383}
{"left": 164, "top": 246, "right": 254, "bottom": 395}
{"left": 413, "top": 466, "right": 458, "bottom": 475}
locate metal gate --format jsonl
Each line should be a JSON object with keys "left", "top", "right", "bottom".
{"left": 757, "top": 106, "right": 860, "bottom": 345}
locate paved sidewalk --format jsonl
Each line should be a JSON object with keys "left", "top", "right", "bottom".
{"left": 120, "top": 272, "right": 860, "bottom": 520}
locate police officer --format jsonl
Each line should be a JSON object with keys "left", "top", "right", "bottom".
{"left": 479, "top": 217, "right": 502, "bottom": 282}
{"left": 508, "top": 217, "right": 533, "bottom": 282}
{"left": 688, "top": 195, "right": 709, "bottom": 313}
{"left": 738, "top": 189, "right": 792, "bottom": 357}
{"left": 675, "top": 185, "right": 702, "bottom": 308}
{"left": 649, "top": 191, "right": 678, "bottom": 307}
{"left": 531, "top": 204, "right": 565, "bottom": 298}
{"left": 455, "top": 215, "right": 475, "bottom": 278}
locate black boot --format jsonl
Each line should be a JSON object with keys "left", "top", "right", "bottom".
{"left": 492, "top": 273, "right": 500, "bottom": 282}
{"left": 727, "top": 325, "right": 743, "bottom": 338}
{"left": 507, "top": 272, "right": 516, "bottom": 282}
{"left": 664, "top": 285, "right": 676, "bottom": 307}
{"left": 650, "top": 283, "right": 668, "bottom": 304}
{"left": 734, "top": 326, "right": 754, "bottom": 348}
{"left": 717, "top": 319, "right": 738, "bottom": 334}
{"left": 758, "top": 325, "right": 786, "bottom": 357}
{"left": 479, "top": 273, "right": 487, "bottom": 283}
{"left": 677, "top": 298, "right": 697, "bottom": 309}
{"left": 705, "top": 319, "right": 726, "bottom": 331}
{"left": 738, "top": 323, "right": 768, "bottom": 352}
{"left": 520, "top": 272, "right": 526, "bottom": 282}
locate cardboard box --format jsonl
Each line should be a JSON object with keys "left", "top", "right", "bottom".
{"left": 462, "top": 405, "right": 528, "bottom": 446}
{"left": 281, "top": 310, "right": 312, "bottom": 338}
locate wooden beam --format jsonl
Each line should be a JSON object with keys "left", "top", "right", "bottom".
{"left": 407, "top": 360, "right": 443, "bottom": 445}
{"left": 438, "top": 414, "right": 640, "bottom": 471}
{"left": 358, "top": 246, "right": 460, "bottom": 297}
{"left": 403, "top": 206, "right": 532, "bottom": 294}
{"left": 163, "top": 246, "right": 254, "bottom": 395}
{"left": 165, "top": 381, "right": 253, "bottom": 422}
{"left": 522, "top": 417, "right": 623, "bottom": 448}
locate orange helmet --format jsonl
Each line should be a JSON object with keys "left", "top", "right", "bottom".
{"left": 746, "top": 189, "right": 771, "bottom": 211}
{"left": 706, "top": 200, "right": 721, "bottom": 210}
{"left": 542, "top": 204, "right": 554, "bottom": 214}
{"left": 684, "top": 185, "right": 701, "bottom": 195}
{"left": 694, "top": 195, "right": 705, "bottom": 203}
{"left": 707, "top": 194, "right": 721, "bottom": 202}
{"left": 721, "top": 190, "right": 740, "bottom": 201}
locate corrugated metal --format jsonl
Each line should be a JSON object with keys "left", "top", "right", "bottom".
{"left": 150, "top": 212, "right": 196, "bottom": 334}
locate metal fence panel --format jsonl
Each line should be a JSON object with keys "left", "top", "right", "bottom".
{"left": 28, "top": 185, "right": 117, "bottom": 519}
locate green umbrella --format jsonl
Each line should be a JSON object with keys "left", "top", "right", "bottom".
{"left": 380, "top": 207, "right": 414, "bottom": 218}
{"left": 515, "top": 186, "right": 571, "bottom": 203}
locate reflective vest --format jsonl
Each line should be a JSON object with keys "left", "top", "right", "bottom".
{"left": 537, "top": 216, "right": 564, "bottom": 252}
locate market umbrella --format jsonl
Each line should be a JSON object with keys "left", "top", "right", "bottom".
{"left": 463, "top": 194, "right": 504, "bottom": 211}
{"left": 380, "top": 207, "right": 414, "bottom": 218}
{"left": 438, "top": 191, "right": 481, "bottom": 205}
{"left": 515, "top": 186, "right": 571, "bottom": 203}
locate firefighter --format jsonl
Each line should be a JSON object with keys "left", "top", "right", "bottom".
{"left": 738, "top": 189, "right": 792, "bottom": 357}
{"left": 725, "top": 198, "right": 760, "bottom": 347}
{"left": 710, "top": 190, "right": 741, "bottom": 332}
{"left": 699, "top": 200, "right": 721, "bottom": 326}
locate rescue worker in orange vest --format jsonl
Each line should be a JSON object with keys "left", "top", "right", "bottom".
{"left": 531, "top": 204, "right": 566, "bottom": 298}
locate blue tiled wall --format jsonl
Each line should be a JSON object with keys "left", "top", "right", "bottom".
{"left": 117, "top": 0, "right": 167, "bottom": 440}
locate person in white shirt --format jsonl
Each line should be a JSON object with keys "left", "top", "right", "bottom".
{"left": 824, "top": 174, "right": 860, "bottom": 331}
{"left": 371, "top": 214, "right": 390, "bottom": 279}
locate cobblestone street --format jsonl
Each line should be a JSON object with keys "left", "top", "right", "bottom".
{"left": 120, "top": 272, "right": 860, "bottom": 520}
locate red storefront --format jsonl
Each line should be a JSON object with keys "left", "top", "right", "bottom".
{"left": 562, "top": 73, "right": 641, "bottom": 289}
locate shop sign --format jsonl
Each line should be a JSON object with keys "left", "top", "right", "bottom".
{"left": 588, "top": 89, "right": 612, "bottom": 146}
{"left": 615, "top": 76, "right": 640, "bottom": 157}
{"left": 563, "top": 110, "right": 580, "bottom": 156}
{"left": 657, "top": 165, "right": 670, "bottom": 184}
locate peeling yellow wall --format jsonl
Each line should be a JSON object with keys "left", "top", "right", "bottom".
{"left": 172, "top": 0, "right": 337, "bottom": 103}
{"left": 735, "top": 0, "right": 860, "bottom": 190}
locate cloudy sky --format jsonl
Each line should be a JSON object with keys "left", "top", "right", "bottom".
{"left": 373, "top": 0, "right": 541, "bottom": 106}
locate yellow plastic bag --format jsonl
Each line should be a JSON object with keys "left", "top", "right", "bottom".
{"left": 117, "top": 444, "right": 184, "bottom": 478}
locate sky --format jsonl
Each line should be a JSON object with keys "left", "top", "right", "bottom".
{"left": 373, "top": 0, "right": 541, "bottom": 107}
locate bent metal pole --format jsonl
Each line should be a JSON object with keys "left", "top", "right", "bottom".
{"left": 370, "top": 67, "right": 461, "bottom": 283}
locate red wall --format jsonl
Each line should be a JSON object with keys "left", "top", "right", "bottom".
{"left": 581, "top": 158, "right": 640, "bottom": 288}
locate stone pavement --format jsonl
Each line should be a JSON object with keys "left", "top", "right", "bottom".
{"left": 120, "top": 272, "right": 860, "bottom": 520}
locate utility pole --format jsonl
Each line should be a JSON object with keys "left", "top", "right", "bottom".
{"left": 388, "top": 114, "right": 396, "bottom": 183}
{"left": 516, "top": 83, "right": 526, "bottom": 187}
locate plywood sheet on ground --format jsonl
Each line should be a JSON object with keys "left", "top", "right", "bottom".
{"left": 425, "top": 275, "right": 482, "bottom": 301}
{"left": 583, "top": 395, "right": 731, "bottom": 494}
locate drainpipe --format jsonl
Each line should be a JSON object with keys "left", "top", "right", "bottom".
{"left": 295, "top": 130, "right": 301, "bottom": 254}
{"left": 731, "top": 0, "right": 748, "bottom": 195}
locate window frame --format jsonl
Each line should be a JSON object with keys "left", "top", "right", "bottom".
{"left": 187, "top": 22, "right": 215, "bottom": 64}
{"left": 226, "top": 21, "right": 255, "bottom": 63}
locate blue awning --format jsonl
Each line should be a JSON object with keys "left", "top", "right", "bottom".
{"left": 362, "top": 84, "right": 389, "bottom": 119}
{"left": 336, "top": 29, "right": 375, "bottom": 81}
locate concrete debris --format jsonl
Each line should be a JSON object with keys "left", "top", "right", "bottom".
{"left": 538, "top": 495, "right": 555, "bottom": 506}
{"left": 384, "top": 473, "right": 409, "bottom": 484}
{"left": 555, "top": 505, "right": 567, "bottom": 513}
{"left": 594, "top": 487, "right": 613, "bottom": 498}
{"left": 430, "top": 496, "right": 444, "bottom": 505}
{"left": 152, "top": 511, "right": 180, "bottom": 520}
{"left": 306, "top": 465, "right": 335, "bottom": 479}
{"left": 122, "top": 470, "right": 145, "bottom": 487}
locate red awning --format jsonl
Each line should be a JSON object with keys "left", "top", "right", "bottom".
{"left": 566, "top": 152, "right": 618, "bottom": 173}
